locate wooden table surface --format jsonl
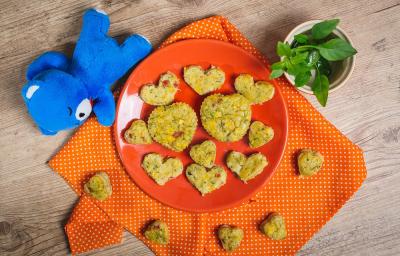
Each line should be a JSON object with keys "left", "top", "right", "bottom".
{"left": 1, "top": 0, "right": 399, "bottom": 255}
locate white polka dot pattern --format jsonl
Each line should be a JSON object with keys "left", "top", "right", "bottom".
{"left": 49, "top": 16, "right": 367, "bottom": 256}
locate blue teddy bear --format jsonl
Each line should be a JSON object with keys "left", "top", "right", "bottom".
{"left": 22, "top": 9, "right": 152, "bottom": 135}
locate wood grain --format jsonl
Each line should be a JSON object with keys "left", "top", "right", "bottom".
{"left": 0, "top": 0, "right": 399, "bottom": 255}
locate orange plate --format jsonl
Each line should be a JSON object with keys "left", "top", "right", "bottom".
{"left": 114, "top": 39, "right": 288, "bottom": 213}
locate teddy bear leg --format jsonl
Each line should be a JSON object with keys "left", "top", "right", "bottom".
{"left": 93, "top": 89, "right": 115, "bottom": 126}
{"left": 120, "top": 34, "right": 152, "bottom": 70}
{"left": 80, "top": 9, "right": 110, "bottom": 40}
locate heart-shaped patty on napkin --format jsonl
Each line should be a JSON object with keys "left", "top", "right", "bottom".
{"left": 260, "top": 213, "right": 287, "bottom": 240}
{"left": 218, "top": 225, "right": 244, "bottom": 252}
{"left": 83, "top": 172, "right": 112, "bottom": 201}
{"left": 140, "top": 71, "right": 180, "bottom": 106}
{"left": 234, "top": 74, "right": 275, "bottom": 104}
{"left": 186, "top": 163, "right": 227, "bottom": 195}
{"left": 200, "top": 93, "right": 251, "bottom": 142}
{"left": 226, "top": 151, "right": 268, "bottom": 183}
{"left": 183, "top": 65, "right": 225, "bottom": 95}
{"left": 124, "top": 120, "right": 153, "bottom": 145}
{"left": 144, "top": 220, "right": 170, "bottom": 245}
{"left": 189, "top": 140, "right": 217, "bottom": 168}
{"left": 142, "top": 153, "right": 183, "bottom": 185}
{"left": 148, "top": 102, "right": 198, "bottom": 152}
{"left": 248, "top": 121, "right": 274, "bottom": 148}
{"left": 297, "top": 148, "right": 324, "bottom": 177}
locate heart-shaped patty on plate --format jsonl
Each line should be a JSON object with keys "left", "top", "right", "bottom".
{"left": 234, "top": 74, "right": 275, "bottom": 104}
{"left": 189, "top": 140, "right": 217, "bottom": 168}
{"left": 140, "top": 71, "right": 179, "bottom": 106}
{"left": 148, "top": 102, "right": 198, "bottom": 152}
{"left": 142, "top": 153, "right": 183, "bottom": 185}
{"left": 200, "top": 93, "right": 251, "bottom": 142}
{"left": 248, "top": 121, "right": 274, "bottom": 148}
{"left": 186, "top": 163, "right": 227, "bottom": 195}
{"left": 218, "top": 225, "right": 244, "bottom": 252}
{"left": 226, "top": 151, "right": 268, "bottom": 183}
{"left": 183, "top": 65, "right": 225, "bottom": 95}
{"left": 124, "top": 120, "right": 153, "bottom": 145}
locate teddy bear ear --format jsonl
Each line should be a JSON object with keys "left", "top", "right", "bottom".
{"left": 26, "top": 51, "right": 70, "bottom": 81}
{"left": 21, "top": 83, "right": 40, "bottom": 101}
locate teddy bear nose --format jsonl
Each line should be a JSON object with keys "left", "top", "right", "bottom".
{"left": 79, "top": 113, "right": 85, "bottom": 118}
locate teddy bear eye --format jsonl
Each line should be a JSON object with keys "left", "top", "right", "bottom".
{"left": 75, "top": 99, "right": 92, "bottom": 121}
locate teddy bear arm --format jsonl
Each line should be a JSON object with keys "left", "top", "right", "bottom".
{"left": 26, "top": 51, "right": 70, "bottom": 80}
{"left": 93, "top": 89, "right": 115, "bottom": 126}
{"left": 39, "top": 126, "right": 57, "bottom": 136}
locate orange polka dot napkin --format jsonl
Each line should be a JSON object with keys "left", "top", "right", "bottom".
{"left": 49, "top": 16, "right": 367, "bottom": 255}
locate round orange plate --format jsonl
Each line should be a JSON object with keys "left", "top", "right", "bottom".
{"left": 114, "top": 39, "right": 288, "bottom": 213}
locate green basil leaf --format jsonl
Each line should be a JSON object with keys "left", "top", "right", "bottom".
{"left": 311, "top": 19, "right": 339, "bottom": 40}
{"left": 306, "top": 50, "right": 320, "bottom": 67}
{"left": 294, "top": 71, "right": 311, "bottom": 87}
{"left": 294, "top": 34, "right": 309, "bottom": 44}
{"left": 316, "top": 38, "right": 357, "bottom": 61}
{"left": 285, "top": 61, "right": 297, "bottom": 75}
{"left": 316, "top": 57, "right": 332, "bottom": 76}
{"left": 312, "top": 73, "right": 329, "bottom": 106}
{"left": 271, "top": 61, "right": 285, "bottom": 70}
{"left": 277, "top": 41, "right": 292, "bottom": 57}
{"left": 289, "top": 61, "right": 311, "bottom": 76}
{"left": 269, "top": 69, "right": 284, "bottom": 79}
{"left": 290, "top": 52, "right": 309, "bottom": 65}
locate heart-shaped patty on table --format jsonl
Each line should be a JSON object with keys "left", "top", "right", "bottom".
{"left": 147, "top": 102, "right": 198, "bottom": 152}
{"left": 124, "top": 120, "right": 153, "bottom": 145}
{"left": 226, "top": 151, "right": 268, "bottom": 183}
{"left": 189, "top": 140, "right": 217, "bottom": 168}
{"left": 248, "top": 121, "right": 274, "bottom": 148}
{"left": 200, "top": 93, "right": 251, "bottom": 142}
{"left": 234, "top": 74, "right": 275, "bottom": 104}
{"left": 140, "top": 71, "right": 180, "bottom": 106}
{"left": 141, "top": 153, "right": 183, "bottom": 185}
{"left": 218, "top": 225, "right": 244, "bottom": 252}
{"left": 183, "top": 65, "right": 225, "bottom": 95}
{"left": 185, "top": 163, "right": 227, "bottom": 195}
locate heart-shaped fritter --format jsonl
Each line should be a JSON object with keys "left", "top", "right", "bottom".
{"left": 185, "top": 163, "right": 227, "bottom": 196}
{"left": 189, "top": 140, "right": 217, "bottom": 168}
{"left": 148, "top": 102, "right": 198, "bottom": 152}
{"left": 260, "top": 213, "right": 287, "bottom": 240}
{"left": 218, "top": 225, "right": 244, "bottom": 252}
{"left": 234, "top": 74, "right": 275, "bottom": 104}
{"left": 141, "top": 153, "right": 183, "bottom": 185}
{"left": 124, "top": 120, "right": 153, "bottom": 144}
{"left": 200, "top": 93, "right": 251, "bottom": 142}
{"left": 297, "top": 148, "right": 324, "bottom": 177}
{"left": 183, "top": 65, "right": 225, "bottom": 95}
{"left": 140, "top": 71, "right": 179, "bottom": 106}
{"left": 144, "top": 220, "right": 170, "bottom": 245}
{"left": 83, "top": 172, "right": 112, "bottom": 201}
{"left": 248, "top": 121, "right": 274, "bottom": 148}
{"left": 226, "top": 151, "right": 268, "bottom": 183}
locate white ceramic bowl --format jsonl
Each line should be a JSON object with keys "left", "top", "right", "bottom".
{"left": 282, "top": 20, "right": 355, "bottom": 94}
